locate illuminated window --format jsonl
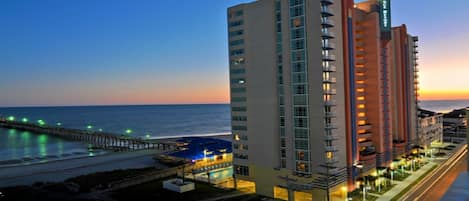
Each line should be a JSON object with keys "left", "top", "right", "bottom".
{"left": 358, "top": 120, "right": 366, "bottom": 125}
{"left": 358, "top": 104, "right": 365, "bottom": 109}
{"left": 357, "top": 96, "right": 365, "bottom": 101}
{"left": 358, "top": 129, "right": 367, "bottom": 134}
{"left": 357, "top": 88, "right": 365, "bottom": 92}
{"left": 326, "top": 151, "right": 333, "bottom": 159}
{"left": 358, "top": 112, "right": 366, "bottom": 117}
{"left": 357, "top": 80, "right": 365, "bottom": 84}
{"left": 356, "top": 73, "right": 365, "bottom": 76}
{"left": 235, "top": 134, "right": 240, "bottom": 141}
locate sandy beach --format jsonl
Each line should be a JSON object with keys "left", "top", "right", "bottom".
{"left": 0, "top": 134, "right": 231, "bottom": 188}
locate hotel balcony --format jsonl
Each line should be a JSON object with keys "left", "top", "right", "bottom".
{"left": 323, "top": 65, "right": 337, "bottom": 72}
{"left": 321, "top": 31, "right": 335, "bottom": 39}
{"left": 359, "top": 139, "right": 373, "bottom": 147}
{"left": 325, "top": 157, "right": 339, "bottom": 165}
{"left": 325, "top": 124, "right": 338, "bottom": 130}
{"left": 325, "top": 146, "right": 338, "bottom": 152}
{"left": 321, "top": 7, "right": 334, "bottom": 17}
{"left": 358, "top": 132, "right": 372, "bottom": 139}
{"left": 321, "top": 19, "right": 335, "bottom": 28}
{"left": 322, "top": 42, "right": 336, "bottom": 50}
{"left": 321, "top": 0, "right": 334, "bottom": 5}
{"left": 325, "top": 134, "right": 338, "bottom": 141}
{"left": 323, "top": 88, "right": 337, "bottom": 95}
{"left": 325, "top": 111, "right": 336, "bottom": 118}
{"left": 356, "top": 49, "right": 365, "bottom": 56}
{"left": 356, "top": 41, "right": 365, "bottom": 47}
{"left": 355, "top": 57, "right": 366, "bottom": 64}
{"left": 323, "top": 76, "right": 337, "bottom": 83}
{"left": 324, "top": 99, "right": 336, "bottom": 106}
{"left": 359, "top": 150, "right": 376, "bottom": 162}
{"left": 393, "top": 140, "right": 406, "bottom": 148}
{"left": 358, "top": 124, "right": 372, "bottom": 130}
{"left": 356, "top": 66, "right": 367, "bottom": 73}
{"left": 322, "top": 55, "right": 336, "bottom": 61}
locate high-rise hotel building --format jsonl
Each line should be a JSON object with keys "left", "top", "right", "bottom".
{"left": 228, "top": 0, "right": 419, "bottom": 200}
{"left": 228, "top": 0, "right": 348, "bottom": 200}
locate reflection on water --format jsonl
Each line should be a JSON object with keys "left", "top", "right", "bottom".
{"left": 38, "top": 134, "right": 48, "bottom": 157}
{"left": 0, "top": 128, "right": 89, "bottom": 163}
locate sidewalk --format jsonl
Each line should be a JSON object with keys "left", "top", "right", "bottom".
{"left": 375, "top": 161, "right": 437, "bottom": 201}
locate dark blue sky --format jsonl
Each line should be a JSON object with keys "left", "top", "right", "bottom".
{"left": 1, "top": 0, "right": 469, "bottom": 106}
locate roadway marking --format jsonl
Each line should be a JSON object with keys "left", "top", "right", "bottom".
{"left": 412, "top": 146, "right": 467, "bottom": 201}
{"left": 413, "top": 150, "right": 467, "bottom": 201}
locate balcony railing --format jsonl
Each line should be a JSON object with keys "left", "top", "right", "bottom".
{"left": 323, "top": 65, "right": 337, "bottom": 72}
{"left": 324, "top": 99, "right": 336, "bottom": 106}
{"left": 321, "top": 8, "right": 334, "bottom": 17}
{"left": 322, "top": 42, "right": 336, "bottom": 50}
{"left": 325, "top": 146, "right": 337, "bottom": 152}
{"left": 321, "top": 31, "right": 335, "bottom": 39}
{"left": 322, "top": 55, "right": 336, "bottom": 61}
{"left": 325, "top": 112, "right": 336, "bottom": 118}
{"left": 323, "top": 88, "right": 337, "bottom": 95}
{"left": 321, "top": 19, "right": 335, "bottom": 27}
{"left": 321, "top": 0, "right": 334, "bottom": 5}
{"left": 323, "top": 77, "right": 337, "bottom": 83}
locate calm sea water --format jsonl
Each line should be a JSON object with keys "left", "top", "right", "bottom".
{"left": 0, "top": 104, "right": 230, "bottom": 163}
{"left": 419, "top": 99, "right": 469, "bottom": 113}
{"left": 1, "top": 100, "right": 468, "bottom": 164}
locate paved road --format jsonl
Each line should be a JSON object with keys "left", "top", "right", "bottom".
{"left": 417, "top": 151, "right": 467, "bottom": 201}
{"left": 0, "top": 150, "right": 165, "bottom": 187}
{"left": 401, "top": 145, "right": 467, "bottom": 201}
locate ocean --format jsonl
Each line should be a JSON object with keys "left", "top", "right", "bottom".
{"left": 0, "top": 104, "right": 230, "bottom": 164}
{"left": 1, "top": 100, "right": 468, "bottom": 165}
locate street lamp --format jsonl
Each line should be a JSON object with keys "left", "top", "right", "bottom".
{"left": 7, "top": 116, "right": 15, "bottom": 121}
{"left": 22, "top": 118, "right": 28, "bottom": 123}
{"left": 56, "top": 122, "right": 62, "bottom": 126}
{"left": 37, "top": 119, "right": 45, "bottom": 126}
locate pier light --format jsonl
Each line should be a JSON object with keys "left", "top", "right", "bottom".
{"left": 125, "top": 129, "right": 133, "bottom": 134}
{"left": 87, "top": 125, "right": 93, "bottom": 129}
{"left": 7, "top": 116, "right": 15, "bottom": 121}
{"left": 145, "top": 134, "right": 151, "bottom": 139}
{"left": 56, "top": 122, "right": 62, "bottom": 126}
{"left": 37, "top": 120, "right": 45, "bottom": 126}
{"left": 21, "top": 118, "right": 28, "bottom": 123}
{"left": 98, "top": 128, "right": 103, "bottom": 132}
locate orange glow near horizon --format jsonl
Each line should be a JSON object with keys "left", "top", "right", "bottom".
{"left": 419, "top": 89, "right": 469, "bottom": 101}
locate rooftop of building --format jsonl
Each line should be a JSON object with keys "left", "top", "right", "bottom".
{"left": 167, "top": 137, "right": 232, "bottom": 161}
{"left": 443, "top": 108, "right": 468, "bottom": 118}
{"left": 418, "top": 108, "right": 442, "bottom": 118}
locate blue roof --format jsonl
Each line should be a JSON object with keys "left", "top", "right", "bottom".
{"left": 168, "top": 137, "right": 232, "bottom": 160}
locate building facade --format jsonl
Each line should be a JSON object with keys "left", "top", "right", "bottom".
{"left": 417, "top": 109, "right": 443, "bottom": 148}
{"left": 228, "top": 0, "right": 348, "bottom": 200}
{"left": 228, "top": 0, "right": 421, "bottom": 199}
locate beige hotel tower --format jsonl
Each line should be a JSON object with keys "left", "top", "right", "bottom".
{"left": 228, "top": 0, "right": 348, "bottom": 200}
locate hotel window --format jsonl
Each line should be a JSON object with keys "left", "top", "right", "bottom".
{"left": 294, "top": 85, "right": 306, "bottom": 94}
{"left": 326, "top": 151, "right": 333, "bottom": 159}
{"left": 232, "top": 116, "right": 247, "bottom": 121}
{"left": 293, "top": 73, "right": 306, "bottom": 83}
{"left": 293, "top": 95, "right": 306, "bottom": 105}
{"left": 358, "top": 112, "right": 366, "bottom": 117}
{"left": 231, "top": 78, "right": 245, "bottom": 85}
{"left": 232, "top": 125, "right": 247, "bottom": 131}
{"left": 295, "top": 129, "right": 308, "bottom": 138}
{"left": 235, "top": 165, "right": 249, "bottom": 176}
{"left": 294, "top": 117, "right": 308, "bottom": 128}
{"left": 230, "top": 49, "right": 245, "bottom": 56}
{"left": 230, "top": 69, "right": 245, "bottom": 74}
{"left": 293, "top": 62, "right": 305, "bottom": 72}
{"left": 358, "top": 120, "right": 366, "bottom": 125}
{"left": 295, "top": 139, "right": 308, "bottom": 150}
{"left": 357, "top": 88, "right": 365, "bottom": 92}
{"left": 291, "top": 28, "right": 305, "bottom": 39}
{"left": 229, "top": 20, "right": 244, "bottom": 27}
{"left": 291, "top": 17, "right": 304, "bottom": 28}
{"left": 357, "top": 96, "right": 365, "bottom": 101}
{"left": 358, "top": 104, "right": 365, "bottom": 109}
{"left": 291, "top": 50, "right": 305, "bottom": 61}
{"left": 290, "top": 6, "right": 304, "bottom": 17}
{"left": 229, "top": 30, "right": 244, "bottom": 37}
{"left": 290, "top": 0, "right": 304, "bottom": 7}
{"left": 232, "top": 107, "right": 246, "bottom": 112}
{"left": 291, "top": 39, "right": 305, "bottom": 50}
{"left": 294, "top": 106, "right": 307, "bottom": 116}
{"left": 281, "top": 138, "right": 286, "bottom": 147}
{"left": 231, "top": 97, "right": 246, "bottom": 102}
{"left": 229, "top": 39, "right": 244, "bottom": 46}
{"left": 235, "top": 10, "right": 243, "bottom": 16}
{"left": 234, "top": 134, "right": 240, "bottom": 141}
{"left": 231, "top": 88, "right": 246, "bottom": 93}
{"left": 231, "top": 57, "right": 245, "bottom": 65}
{"left": 281, "top": 149, "right": 286, "bottom": 157}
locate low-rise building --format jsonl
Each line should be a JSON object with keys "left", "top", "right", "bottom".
{"left": 417, "top": 109, "right": 443, "bottom": 148}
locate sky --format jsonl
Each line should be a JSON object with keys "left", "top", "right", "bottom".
{"left": 0, "top": 0, "right": 468, "bottom": 107}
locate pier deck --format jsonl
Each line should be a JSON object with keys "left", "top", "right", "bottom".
{"left": 0, "top": 117, "right": 179, "bottom": 151}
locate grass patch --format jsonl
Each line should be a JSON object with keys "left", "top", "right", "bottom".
{"left": 110, "top": 177, "right": 235, "bottom": 201}
{"left": 389, "top": 164, "right": 438, "bottom": 201}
